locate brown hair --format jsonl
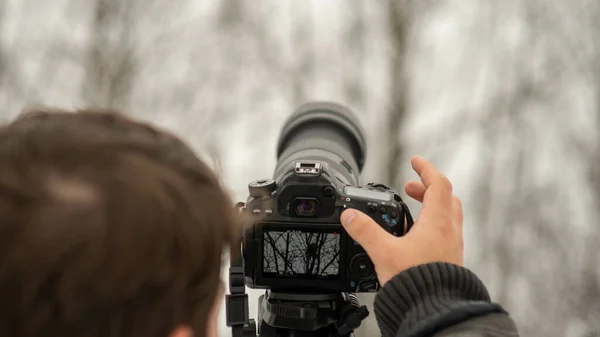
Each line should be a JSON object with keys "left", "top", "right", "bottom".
{"left": 0, "top": 108, "right": 240, "bottom": 337}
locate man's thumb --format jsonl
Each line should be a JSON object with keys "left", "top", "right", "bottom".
{"left": 341, "top": 208, "right": 390, "bottom": 256}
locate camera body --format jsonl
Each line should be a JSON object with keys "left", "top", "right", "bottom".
{"left": 242, "top": 160, "right": 412, "bottom": 293}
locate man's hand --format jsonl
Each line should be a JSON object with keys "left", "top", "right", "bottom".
{"left": 340, "top": 155, "right": 464, "bottom": 286}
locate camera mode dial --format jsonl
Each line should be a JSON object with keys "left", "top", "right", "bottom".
{"left": 248, "top": 179, "right": 276, "bottom": 198}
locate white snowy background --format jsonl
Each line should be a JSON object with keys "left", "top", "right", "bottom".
{"left": 0, "top": 1, "right": 598, "bottom": 336}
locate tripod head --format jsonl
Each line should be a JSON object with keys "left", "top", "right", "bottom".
{"left": 226, "top": 255, "right": 369, "bottom": 337}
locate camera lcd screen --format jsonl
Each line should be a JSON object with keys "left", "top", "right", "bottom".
{"left": 262, "top": 229, "right": 340, "bottom": 279}
{"left": 345, "top": 186, "right": 392, "bottom": 202}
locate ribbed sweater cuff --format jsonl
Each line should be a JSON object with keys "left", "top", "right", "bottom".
{"left": 374, "top": 263, "right": 505, "bottom": 337}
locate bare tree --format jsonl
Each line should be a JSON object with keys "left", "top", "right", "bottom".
{"left": 214, "top": 0, "right": 245, "bottom": 122}
{"left": 0, "top": 0, "right": 4, "bottom": 76}
{"left": 464, "top": 1, "right": 600, "bottom": 336}
{"left": 0, "top": 0, "right": 28, "bottom": 121}
{"left": 577, "top": 3, "right": 600, "bottom": 334}
{"left": 0, "top": 0, "right": 23, "bottom": 122}
{"left": 356, "top": 3, "right": 413, "bottom": 336}
{"left": 0, "top": 0, "right": 7, "bottom": 115}
{"left": 83, "top": 0, "right": 138, "bottom": 109}
{"left": 289, "top": 1, "right": 315, "bottom": 106}
{"left": 384, "top": 0, "right": 411, "bottom": 188}
{"left": 342, "top": 1, "right": 367, "bottom": 110}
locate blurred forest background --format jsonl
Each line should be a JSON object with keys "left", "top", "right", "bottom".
{"left": 1, "top": 0, "right": 599, "bottom": 336}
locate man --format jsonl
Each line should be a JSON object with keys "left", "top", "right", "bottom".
{"left": 0, "top": 108, "right": 519, "bottom": 337}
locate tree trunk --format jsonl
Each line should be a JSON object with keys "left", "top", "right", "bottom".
{"left": 83, "top": 0, "right": 136, "bottom": 109}
{"left": 357, "top": 2, "right": 411, "bottom": 336}
{"left": 385, "top": 0, "right": 410, "bottom": 188}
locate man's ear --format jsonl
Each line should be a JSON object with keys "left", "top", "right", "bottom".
{"left": 169, "top": 326, "right": 193, "bottom": 337}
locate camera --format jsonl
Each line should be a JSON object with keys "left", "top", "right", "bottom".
{"left": 240, "top": 102, "right": 414, "bottom": 293}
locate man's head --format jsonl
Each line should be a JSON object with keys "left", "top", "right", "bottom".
{"left": 0, "top": 108, "right": 240, "bottom": 337}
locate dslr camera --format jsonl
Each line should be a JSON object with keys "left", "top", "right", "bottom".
{"left": 240, "top": 102, "right": 414, "bottom": 294}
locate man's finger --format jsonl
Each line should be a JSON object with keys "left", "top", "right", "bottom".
{"left": 411, "top": 155, "right": 453, "bottom": 214}
{"left": 411, "top": 155, "right": 453, "bottom": 191}
{"left": 410, "top": 155, "right": 436, "bottom": 188}
{"left": 405, "top": 180, "right": 426, "bottom": 203}
{"left": 341, "top": 209, "right": 392, "bottom": 260}
{"left": 452, "top": 196, "right": 463, "bottom": 227}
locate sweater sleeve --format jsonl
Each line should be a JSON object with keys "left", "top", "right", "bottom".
{"left": 373, "top": 263, "right": 517, "bottom": 337}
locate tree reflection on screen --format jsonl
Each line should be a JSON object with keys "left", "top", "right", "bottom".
{"left": 263, "top": 230, "right": 340, "bottom": 277}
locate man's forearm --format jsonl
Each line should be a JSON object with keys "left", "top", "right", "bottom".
{"left": 373, "top": 263, "right": 519, "bottom": 337}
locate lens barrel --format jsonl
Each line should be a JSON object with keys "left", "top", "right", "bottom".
{"left": 275, "top": 102, "right": 367, "bottom": 185}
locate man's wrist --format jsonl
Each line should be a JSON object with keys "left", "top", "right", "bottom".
{"left": 373, "top": 262, "right": 505, "bottom": 337}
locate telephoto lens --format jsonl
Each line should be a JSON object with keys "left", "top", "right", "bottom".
{"left": 274, "top": 102, "right": 367, "bottom": 187}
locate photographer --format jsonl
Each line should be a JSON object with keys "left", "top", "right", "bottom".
{"left": 0, "top": 108, "right": 518, "bottom": 337}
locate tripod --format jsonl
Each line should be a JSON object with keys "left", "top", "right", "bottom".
{"left": 226, "top": 257, "right": 369, "bottom": 337}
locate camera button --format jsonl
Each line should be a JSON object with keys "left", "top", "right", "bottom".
{"left": 349, "top": 254, "right": 376, "bottom": 280}
{"left": 323, "top": 186, "right": 335, "bottom": 197}
{"left": 367, "top": 205, "right": 377, "bottom": 213}
{"left": 379, "top": 207, "right": 387, "bottom": 214}
{"left": 390, "top": 211, "right": 397, "bottom": 218}
{"left": 339, "top": 205, "right": 348, "bottom": 217}
{"left": 382, "top": 214, "right": 391, "bottom": 224}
